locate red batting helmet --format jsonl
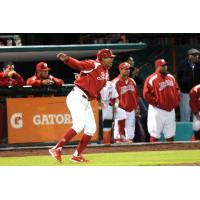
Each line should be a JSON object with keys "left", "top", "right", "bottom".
{"left": 118, "top": 62, "right": 131, "bottom": 71}
{"left": 97, "top": 49, "right": 116, "bottom": 60}
{"left": 154, "top": 59, "right": 167, "bottom": 67}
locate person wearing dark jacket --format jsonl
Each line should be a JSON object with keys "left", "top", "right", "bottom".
{"left": 175, "top": 48, "right": 200, "bottom": 122}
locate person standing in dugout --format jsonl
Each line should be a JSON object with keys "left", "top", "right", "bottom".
{"left": 100, "top": 80, "right": 126, "bottom": 143}
{"left": 143, "top": 59, "right": 180, "bottom": 142}
{"left": 189, "top": 84, "right": 200, "bottom": 141}
{"left": 49, "top": 49, "right": 116, "bottom": 162}
{"left": 175, "top": 48, "right": 200, "bottom": 122}
{"left": 112, "top": 62, "right": 139, "bottom": 143}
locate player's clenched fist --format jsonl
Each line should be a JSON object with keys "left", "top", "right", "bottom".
{"left": 57, "top": 53, "right": 70, "bottom": 62}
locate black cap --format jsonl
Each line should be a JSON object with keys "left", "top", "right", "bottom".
{"left": 187, "top": 48, "right": 200, "bottom": 55}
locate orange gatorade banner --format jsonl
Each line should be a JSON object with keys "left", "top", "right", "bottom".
{"left": 6, "top": 97, "right": 99, "bottom": 144}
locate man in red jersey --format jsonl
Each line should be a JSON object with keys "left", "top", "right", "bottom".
{"left": 189, "top": 84, "right": 200, "bottom": 140}
{"left": 0, "top": 62, "right": 25, "bottom": 87}
{"left": 49, "top": 49, "right": 115, "bottom": 162}
{"left": 143, "top": 58, "right": 180, "bottom": 142}
{"left": 112, "top": 62, "right": 139, "bottom": 143}
{"left": 26, "top": 62, "right": 64, "bottom": 87}
{"left": 0, "top": 62, "right": 25, "bottom": 143}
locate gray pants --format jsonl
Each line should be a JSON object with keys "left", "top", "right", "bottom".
{"left": 180, "top": 92, "right": 191, "bottom": 122}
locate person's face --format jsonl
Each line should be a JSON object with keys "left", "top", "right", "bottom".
{"left": 101, "top": 57, "right": 114, "bottom": 69}
{"left": 37, "top": 70, "right": 49, "bottom": 79}
{"left": 3, "top": 65, "right": 14, "bottom": 74}
{"left": 127, "top": 57, "right": 134, "bottom": 67}
{"left": 189, "top": 54, "right": 199, "bottom": 64}
{"left": 157, "top": 65, "right": 168, "bottom": 74}
{"left": 120, "top": 68, "right": 130, "bottom": 78}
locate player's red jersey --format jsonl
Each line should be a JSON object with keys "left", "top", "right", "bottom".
{"left": 65, "top": 57, "right": 109, "bottom": 101}
{"left": 26, "top": 74, "right": 64, "bottom": 86}
{"left": 112, "top": 75, "right": 138, "bottom": 112}
{"left": 143, "top": 72, "right": 180, "bottom": 112}
{"left": 0, "top": 72, "right": 25, "bottom": 87}
{"left": 189, "top": 84, "right": 200, "bottom": 114}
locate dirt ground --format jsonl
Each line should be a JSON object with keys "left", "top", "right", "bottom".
{"left": 0, "top": 142, "right": 200, "bottom": 158}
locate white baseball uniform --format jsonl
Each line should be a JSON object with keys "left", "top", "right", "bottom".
{"left": 143, "top": 72, "right": 180, "bottom": 139}
{"left": 100, "top": 81, "right": 126, "bottom": 121}
{"left": 112, "top": 75, "right": 139, "bottom": 140}
{"left": 65, "top": 58, "right": 109, "bottom": 136}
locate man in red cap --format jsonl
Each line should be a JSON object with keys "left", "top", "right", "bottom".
{"left": 49, "top": 49, "right": 116, "bottom": 163}
{"left": 112, "top": 62, "right": 139, "bottom": 143}
{"left": 26, "top": 62, "right": 64, "bottom": 86}
{"left": 143, "top": 58, "right": 180, "bottom": 142}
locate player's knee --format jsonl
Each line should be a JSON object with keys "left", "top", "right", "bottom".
{"left": 193, "top": 122, "right": 200, "bottom": 131}
{"left": 84, "top": 124, "right": 96, "bottom": 136}
{"left": 72, "top": 123, "right": 85, "bottom": 134}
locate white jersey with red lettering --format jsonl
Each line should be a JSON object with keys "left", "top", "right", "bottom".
{"left": 100, "top": 81, "right": 126, "bottom": 120}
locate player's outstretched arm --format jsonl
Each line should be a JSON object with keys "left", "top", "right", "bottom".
{"left": 57, "top": 53, "right": 70, "bottom": 62}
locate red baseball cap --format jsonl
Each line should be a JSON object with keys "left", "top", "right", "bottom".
{"left": 118, "top": 62, "right": 131, "bottom": 71}
{"left": 154, "top": 59, "right": 167, "bottom": 67}
{"left": 36, "top": 62, "right": 51, "bottom": 71}
{"left": 97, "top": 49, "right": 116, "bottom": 60}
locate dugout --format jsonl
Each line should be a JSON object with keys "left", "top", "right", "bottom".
{"left": 0, "top": 43, "right": 147, "bottom": 146}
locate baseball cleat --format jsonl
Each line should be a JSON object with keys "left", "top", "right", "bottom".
{"left": 114, "top": 138, "right": 133, "bottom": 144}
{"left": 70, "top": 155, "right": 89, "bottom": 163}
{"left": 49, "top": 148, "right": 62, "bottom": 163}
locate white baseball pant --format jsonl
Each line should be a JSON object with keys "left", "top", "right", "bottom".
{"left": 114, "top": 110, "right": 135, "bottom": 140}
{"left": 102, "top": 105, "right": 126, "bottom": 121}
{"left": 147, "top": 105, "right": 176, "bottom": 139}
{"left": 66, "top": 87, "right": 96, "bottom": 136}
{"left": 192, "top": 113, "right": 200, "bottom": 131}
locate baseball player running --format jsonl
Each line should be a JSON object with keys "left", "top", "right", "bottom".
{"left": 189, "top": 84, "right": 200, "bottom": 140}
{"left": 112, "top": 62, "right": 139, "bottom": 143}
{"left": 143, "top": 59, "right": 180, "bottom": 142}
{"left": 49, "top": 49, "right": 116, "bottom": 162}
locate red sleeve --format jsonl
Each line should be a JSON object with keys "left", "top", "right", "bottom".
{"left": 0, "top": 73, "right": 8, "bottom": 86}
{"left": 13, "top": 73, "right": 25, "bottom": 86}
{"left": 190, "top": 88, "right": 199, "bottom": 114}
{"left": 143, "top": 77, "right": 158, "bottom": 106}
{"left": 26, "top": 77, "right": 43, "bottom": 87}
{"left": 64, "top": 57, "right": 94, "bottom": 71}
